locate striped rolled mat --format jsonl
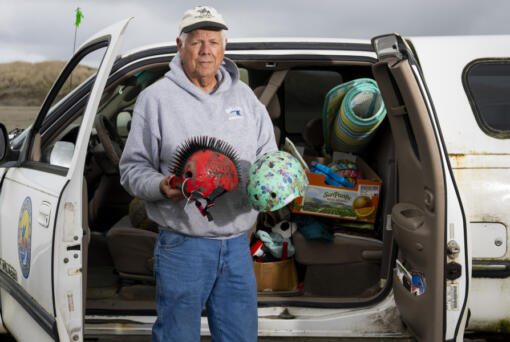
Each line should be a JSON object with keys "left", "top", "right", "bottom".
{"left": 322, "top": 78, "right": 386, "bottom": 154}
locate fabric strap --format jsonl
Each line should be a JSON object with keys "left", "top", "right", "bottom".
{"left": 258, "top": 69, "right": 289, "bottom": 107}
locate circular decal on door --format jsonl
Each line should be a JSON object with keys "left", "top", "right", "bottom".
{"left": 18, "top": 197, "right": 32, "bottom": 279}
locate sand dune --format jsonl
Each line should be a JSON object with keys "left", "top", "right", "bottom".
{"left": 0, "top": 61, "right": 96, "bottom": 106}
{"left": 0, "top": 106, "right": 39, "bottom": 131}
{"left": 0, "top": 60, "right": 96, "bottom": 132}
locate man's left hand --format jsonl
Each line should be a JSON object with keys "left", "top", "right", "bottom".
{"left": 160, "top": 176, "right": 185, "bottom": 202}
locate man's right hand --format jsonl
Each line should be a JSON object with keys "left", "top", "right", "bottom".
{"left": 160, "top": 176, "right": 185, "bottom": 202}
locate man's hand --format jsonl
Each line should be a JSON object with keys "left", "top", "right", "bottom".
{"left": 160, "top": 176, "right": 185, "bottom": 202}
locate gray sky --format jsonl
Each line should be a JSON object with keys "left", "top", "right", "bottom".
{"left": 2, "top": 0, "right": 510, "bottom": 63}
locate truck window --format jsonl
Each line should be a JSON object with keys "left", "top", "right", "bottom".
{"left": 284, "top": 70, "right": 343, "bottom": 134}
{"left": 239, "top": 67, "right": 249, "bottom": 85}
{"left": 463, "top": 59, "right": 510, "bottom": 137}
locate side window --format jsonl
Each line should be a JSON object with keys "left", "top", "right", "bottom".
{"left": 36, "top": 47, "right": 107, "bottom": 169}
{"left": 284, "top": 70, "right": 343, "bottom": 134}
{"left": 463, "top": 59, "right": 510, "bottom": 138}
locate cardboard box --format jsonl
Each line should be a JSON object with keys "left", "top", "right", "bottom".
{"left": 291, "top": 157, "right": 382, "bottom": 223}
{"left": 253, "top": 258, "right": 298, "bottom": 292}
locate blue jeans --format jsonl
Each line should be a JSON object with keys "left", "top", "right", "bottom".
{"left": 152, "top": 229, "right": 258, "bottom": 342}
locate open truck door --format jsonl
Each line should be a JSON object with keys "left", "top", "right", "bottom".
{"left": 371, "top": 34, "right": 470, "bottom": 342}
{"left": 0, "top": 18, "right": 130, "bottom": 342}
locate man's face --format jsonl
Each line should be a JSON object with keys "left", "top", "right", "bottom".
{"left": 178, "top": 29, "right": 225, "bottom": 83}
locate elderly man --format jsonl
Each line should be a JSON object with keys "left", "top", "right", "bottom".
{"left": 119, "top": 5, "right": 277, "bottom": 342}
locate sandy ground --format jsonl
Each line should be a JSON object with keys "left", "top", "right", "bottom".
{"left": 0, "top": 105, "right": 39, "bottom": 131}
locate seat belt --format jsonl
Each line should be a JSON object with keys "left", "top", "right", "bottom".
{"left": 258, "top": 69, "right": 289, "bottom": 107}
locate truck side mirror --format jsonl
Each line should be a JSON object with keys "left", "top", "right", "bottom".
{"left": 0, "top": 124, "right": 7, "bottom": 161}
{"left": 0, "top": 123, "right": 20, "bottom": 165}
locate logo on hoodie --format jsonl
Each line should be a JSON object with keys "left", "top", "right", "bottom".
{"left": 226, "top": 107, "right": 243, "bottom": 120}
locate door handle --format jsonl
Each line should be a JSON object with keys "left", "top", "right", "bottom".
{"left": 38, "top": 201, "right": 52, "bottom": 228}
{"left": 391, "top": 203, "right": 424, "bottom": 231}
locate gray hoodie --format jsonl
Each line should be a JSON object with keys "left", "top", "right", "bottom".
{"left": 119, "top": 53, "right": 277, "bottom": 238}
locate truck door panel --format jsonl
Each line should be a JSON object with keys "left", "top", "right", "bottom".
{"left": 372, "top": 34, "right": 468, "bottom": 342}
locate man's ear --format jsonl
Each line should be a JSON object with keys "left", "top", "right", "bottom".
{"left": 176, "top": 38, "right": 183, "bottom": 50}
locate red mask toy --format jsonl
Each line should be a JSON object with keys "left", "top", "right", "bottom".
{"left": 169, "top": 136, "right": 240, "bottom": 221}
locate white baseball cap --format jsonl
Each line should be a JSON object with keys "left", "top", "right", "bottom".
{"left": 178, "top": 6, "right": 228, "bottom": 35}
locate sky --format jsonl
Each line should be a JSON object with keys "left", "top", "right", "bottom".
{"left": 2, "top": 0, "right": 510, "bottom": 63}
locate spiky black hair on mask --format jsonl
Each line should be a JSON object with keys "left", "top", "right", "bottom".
{"left": 169, "top": 136, "right": 241, "bottom": 178}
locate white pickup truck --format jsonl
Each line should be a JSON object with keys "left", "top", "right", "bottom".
{"left": 0, "top": 18, "right": 508, "bottom": 342}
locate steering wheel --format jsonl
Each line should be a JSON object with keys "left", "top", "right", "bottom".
{"left": 94, "top": 114, "right": 124, "bottom": 167}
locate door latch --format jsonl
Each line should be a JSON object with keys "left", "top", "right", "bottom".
{"left": 447, "top": 240, "right": 461, "bottom": 259}
{"left": 446, "top": 262, "right": 462, "bottom": 280}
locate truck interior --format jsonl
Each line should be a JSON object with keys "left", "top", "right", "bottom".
{"left": 32, "top": 46, "right": 447, "bottom": 341}
{"left": 78, "top": 58, "right": 395, "bottom": 312}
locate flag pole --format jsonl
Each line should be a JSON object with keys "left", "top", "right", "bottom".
{"left": 70, "top": 25, "right": 77, "bottom": 90}
{"left": 70, "top": 7, "right": 84, "bottom": 91}
{"left": 73, "top": 24, "right": 77, "bottom": 55}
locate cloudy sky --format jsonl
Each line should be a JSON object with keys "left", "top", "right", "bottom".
{"left": 2, "top": 0, "right": 510, "bottom": 63}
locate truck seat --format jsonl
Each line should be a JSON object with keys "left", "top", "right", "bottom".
{"left": 293, "top": 230, "right": 383, "bottom": 297}
{"left": 106, "top": 215, "right": 157, "bottom": 282}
